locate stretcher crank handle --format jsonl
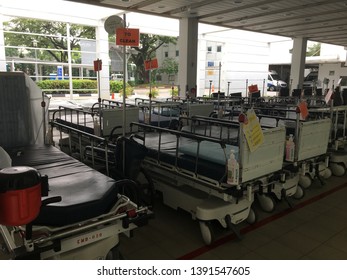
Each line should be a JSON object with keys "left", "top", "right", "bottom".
{"left": 42, "top": 196, "right": 62, "bottom": 206}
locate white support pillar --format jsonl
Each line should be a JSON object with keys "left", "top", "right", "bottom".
{"left": 290, "top": 37, "right": 307, "bottom": 91}
{"left": 0, "top": 14, "right": 6, "bottom": 71}
{"left": 96, "top": 20, "right": 110, "bottom": 99}
{"left": 178, "top": 17, "right": 198, "bottom": 98}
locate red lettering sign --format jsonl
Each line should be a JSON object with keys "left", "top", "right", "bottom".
{"left": 116, "top": 28, "right": 140, "bottom": 46}
{"left": 144, "top": 58, "right": 159, "bottom": 71}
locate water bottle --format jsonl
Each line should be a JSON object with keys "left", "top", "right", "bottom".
{"left": 227, "top": 150, "right": 239, "bottom": 185}
{"left": 285, "top": 134, "right": 295, "bottom": 162}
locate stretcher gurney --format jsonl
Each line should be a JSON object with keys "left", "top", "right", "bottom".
{"left": 130, "top": 120, "right": 286, "bottom": 244}
{"left": 178, "top": 114, "right": 302, "bottom": 211}
{"left": 246, "top": 105, "right": 332, "bottom": 193}
{"left": 52, "top": 104, "right": 139, "bottom": 138}
{"left": 0, "top": 145, "right": 150, "bottom": 260}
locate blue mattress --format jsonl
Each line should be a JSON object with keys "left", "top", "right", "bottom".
{"left": 139, "top": 132, "right": 231, "bottom": 182}
{"left": 178, "top": 141, "right": 239, "bottom": 165}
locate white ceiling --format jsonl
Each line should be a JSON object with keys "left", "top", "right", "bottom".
{"left": 67, "top": 0, "right": 347, "bottom": 47}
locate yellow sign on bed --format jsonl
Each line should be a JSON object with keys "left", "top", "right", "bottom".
{"left": 242, "top": 109, "right": 264, "bottom": 152}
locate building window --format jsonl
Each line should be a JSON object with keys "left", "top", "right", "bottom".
{"left": 207, "top": 46, "right": 212, "bottom": 53}
{"left": 176, "top": 50, "right": 179, "bottom": 57}
{"left": 217, "top": 45, "right": 222, "bottom": 52}
{"left": 165, "top": 51, "right": 168, "bottom": 58}
{"left": 207, "top": 61, "right": 214, "bottom": 67}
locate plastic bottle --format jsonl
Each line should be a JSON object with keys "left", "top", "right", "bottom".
{"left": 285, "top": 134, "right": 295, "bottom": 162}
{"left": 227, "top": 150, "right": 239, "bottom": 185}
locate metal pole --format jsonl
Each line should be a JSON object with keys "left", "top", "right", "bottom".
{"left": 209, "top": 80, "right": 212, "bottom": 98}
{"left": 218, "top": 62, "right": 222, "bottom": 93}
{"left": 66, "top": 23, "right": 73, "bottom": 100}
{"left": 122, "top": 14, "right": 127, "bottom": 137}
{"left": 122, "top": 14, "right": 127, "bottom": 174}
{"left": 32, "top": 39, "right": 38, "bottom": 81}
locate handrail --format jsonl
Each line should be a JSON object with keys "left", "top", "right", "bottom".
{"left": 50, "top": 120, "right": 114, "bottom": 176}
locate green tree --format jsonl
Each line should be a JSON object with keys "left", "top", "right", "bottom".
{"left": 159, "top": 57, "right": 179, "bottom": 83}
{"left": 306, "top": 43, "right": 321, "bottom": 56}
{"left": 129, "top": 34, "right": 177, "bottom": 84}
{"left": 4, "top": 18, "right": 95, "bottom": 63}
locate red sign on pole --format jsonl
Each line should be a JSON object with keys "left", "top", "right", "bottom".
{"left": 93, "top": 59, "right": 102, "bottom": 71}
{"left": 116, "top": 28, "right": 140, "bottom": 46}
{"left": 144, "top": 58, "right": 159, "bottom": 71}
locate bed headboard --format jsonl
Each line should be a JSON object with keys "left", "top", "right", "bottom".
{"left": 240, "top": 126, "right": 286, "bottom": 182}
{"left": 102, "top": 107, "right": 139, "bottom": 136}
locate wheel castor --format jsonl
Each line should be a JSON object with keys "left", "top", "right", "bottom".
{"left": 256, "top": 193, "right": 276, "bottom": 213}
{"left": 105, "top": 246, "right": 122, "bottom": 260}
{"left": 322, "top": 167, "right": 332, "bottom": 179}
{"left": 293, "top": 185, "right": 305, "bottom": 200}
{"left": 299, "top": 174, "right": 312, "bottom": 189}
{"left": 246, "top": 206, "right": 257, "bottom": 224}
{"left": 199, "top": 221, "right": 214, "bottom": 245}
{"left": 330, "top": 162, "right": 346, "bottom": 177}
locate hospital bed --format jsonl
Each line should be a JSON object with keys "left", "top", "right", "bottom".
{"left": 129, "top": 120, "right": 286, "bottom": 244}
{"left": 178, "top": 114, "right": 302, "bottom": 210}
{"left": 0, "top": 71, "right": 151, "bottom": 259}
{"left": 235, "top": 103, "right": 332, "bottom": 193}
{"left": 53, "top": 103, "right": 139, "bottom": 139}
{"left": 0, "top": 144, "right": 150, "bottom": 260}
{"left": 309, "top": 104, "right": 347, "bottom": 177}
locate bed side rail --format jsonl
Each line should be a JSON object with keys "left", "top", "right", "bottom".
{"left": 50, "top": 120, "right": 115, "bottom": 175}
{"left": 187, "top": 103, "right": 214, "bottom": 117}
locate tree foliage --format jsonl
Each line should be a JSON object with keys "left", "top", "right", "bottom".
{"left": 306, "top": 43, "right": 321, "bottom": 57}
{"left": 129, "top": 34, "right": 177, "bottom": 83}
{"left": 159, "top": 57, "right": 179, "bottom": 83}
{"left": 4, "top": 18, "right": 95, "bottom": 63}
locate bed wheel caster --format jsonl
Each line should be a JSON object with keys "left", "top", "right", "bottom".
{"left": 299, "top": 174, "right": 312, "bottom": 189}
{"left": 199, "top": 221, "right": 214, "bottom": 245}
{"left": 256, "top": 193, "right": 275, "bottom": 213}
{"left": 246, "top": 207, "right": 257, "bottom": 225}
{"left": 293, "top": 185, "right": 305, "bottom": 200}
{"left": 322, "top": 167, "right": 332, "bottom": 179}
{"left": 330, "top": 163, "right": 346, "bottom": 177}
{"left": 105, "top": 246, "right": 122, "bottom": 260}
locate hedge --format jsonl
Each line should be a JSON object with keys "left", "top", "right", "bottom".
{"left": 36, "top": 79, "right": 132, "bottom": 95}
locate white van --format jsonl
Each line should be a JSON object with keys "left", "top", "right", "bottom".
{"left": 267, "top": 71, "right": 287, "bottom": 91}
{"left": 111, "top": 73, "right": 124, "bottom": 81}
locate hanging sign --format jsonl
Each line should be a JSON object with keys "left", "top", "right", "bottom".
{"left": 325, "top": 88, "right": 333, "bottom": 104}
{"left": 144, "top": 58, "right": 159, "bottom": 71}
{"left": 116, "top": 28, "right": 140, "bottom": 46}
{"left": 299, "top": 101, "right": 309, "bottom": 120}
{"left": 248, "top": 84, "right": 259, "bottom": 93}
{"left": 93, "top": 59, "right": 102, "bottom": 71}
{"left": 104, "top": 15, "right": 124, "bottom": 35}
{"left": 242, "top": 109, "right": 264, "bottom": 152}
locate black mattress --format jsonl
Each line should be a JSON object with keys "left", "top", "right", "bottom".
{"left": 9, "top": 145, "right": 120, "bottom": 227}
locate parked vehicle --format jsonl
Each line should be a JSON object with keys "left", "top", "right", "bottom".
{"left": 267, "top": 71, "right": 287, "bottom": 91}
{"left": 303, "top": 71, "right": 319, "bottom": 88}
